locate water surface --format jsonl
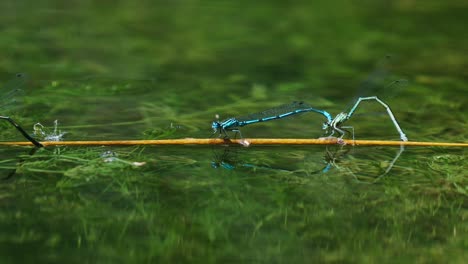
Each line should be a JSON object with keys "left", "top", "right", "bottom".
{"left": 0, "top": 0, "right": 466, "bottom": 263}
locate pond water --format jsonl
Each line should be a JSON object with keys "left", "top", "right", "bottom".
{"left": 0, "top": 0, "right": 466, "bottom": 263}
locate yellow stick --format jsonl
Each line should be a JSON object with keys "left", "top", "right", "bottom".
{"left": 0, "top": 138, "right": 467, "bottom": 147}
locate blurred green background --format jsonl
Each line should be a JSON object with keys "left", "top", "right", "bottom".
{"left": 0, "top": 0, "right": 466, "bottom": 263}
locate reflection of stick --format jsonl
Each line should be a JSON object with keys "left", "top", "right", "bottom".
{"left": 0, "top": 116, "right": 43, "bottom": 147}
{"left": 0, "top": 138, "right": 467, "bottom": 147}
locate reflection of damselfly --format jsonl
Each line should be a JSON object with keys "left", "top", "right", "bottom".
{"left": 1, "top": 147, "right": 39, "bottom": 181}
{"left": 211, "top": 145, "right": 405, "bottom": 183}
{"left": 0, "top": 73, "right": 42, "bottom": 147}
{"left": 316, "top": 144, "right": 406, "bottom": 183}
{"left": 211, "top": 146, "right": 335, "bottom": 175}
{"left": 211, "top": 147, "right": 295, "bottom": 173}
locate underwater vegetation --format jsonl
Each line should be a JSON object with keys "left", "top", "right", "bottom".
{"left": 0, "top": 0, "right": 466, "bottom": 263}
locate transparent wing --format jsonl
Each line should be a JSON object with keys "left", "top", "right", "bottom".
{"left": 345, "top": 56, "right": 408, "bottom": 112}
{"left": 236, "top": 101, "right": 313, "bottom": 122}
{"left": 357, "top": 55, "right": 408, "bottom": 98}
{"left": 0, "top": 73, "right": 28, "bottom": 112}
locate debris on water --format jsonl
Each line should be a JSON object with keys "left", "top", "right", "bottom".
{"left": 100, "top": 150, "right": 118, "bottom": 158}
{"left": 100, "top": 150, "right": 146, "bottom": 167}
{"left": 33, "top": 120, "right": 66, "bottom": 141}
{"left": 131, "top": 162, "right": 146, "bottom": 167}
{"left": 169, "top": 122, "right": 183, "bottom": 129}
{"left": 239, "top": 139, "right": 251, "bottom": 147}
{"left": 100, "top": 150, "right": 119, "bottom": 162}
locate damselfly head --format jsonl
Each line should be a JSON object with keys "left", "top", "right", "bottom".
{"left": 211, "top": 161, "right": 220, "bottom": 169}
{"left": 212, "top": 121, "right": 221, "bottom": 132}
{"left": 322, "top": 122, "right": 329, "bottom": 132}
{"left": 212, "top": 114, "right": 222, "bottom": 132}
